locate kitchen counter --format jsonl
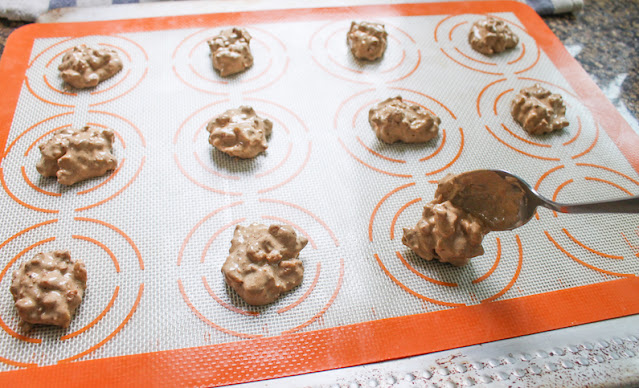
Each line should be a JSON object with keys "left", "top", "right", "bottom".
{"left": 543, "top": 0, "right": 639, "bottom": 128}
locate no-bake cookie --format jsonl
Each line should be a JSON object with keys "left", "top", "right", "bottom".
{"left": 221, "top": 224, "right": 308, "bottom": 306}
{"left": 10, "top": 250, "right": 87, "bottom": 331}
{"left": 511, "top": 84, "right": 569, "bottom": 135}
{"left": 468, "top": 18, "right": 519, "bottom": 56}
{"left": 208, "top": 27, "right": 254, "bottom": 77}
{"left": 206, "top": 106, "right": 273, "bottom": 159}
{"left": 403, "top": 171, "right": 526, "bottom": 266}
{"left": 403, "top": 201, "right": 488, "bottom": 267}
{"left": 347, "top": 21, "right": 388, "bottom": 61}
{"left": 58, "top": 44, "right": 123, "bottom": 89}
{"left": 369, "top": 96, "right": 440, "bottom": 144}
{"left": 36, "top": 126, "right": 118, "bottom": 186}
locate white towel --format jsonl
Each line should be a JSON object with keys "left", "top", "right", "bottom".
{"left": 0, "top": 0, "right": 584, "bottom": 22}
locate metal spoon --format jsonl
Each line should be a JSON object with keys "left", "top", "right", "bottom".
{"left": 460, "top": 169, "right": 639, "bottom": 231}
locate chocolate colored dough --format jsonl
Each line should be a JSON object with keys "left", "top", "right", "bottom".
{"left": 208, "top": 27, "right": 253, "bottom": 77}
{"left": 58, "top": 44, "right": 122, "bottom": 89}
{"left": 468, "top": 18, "right": 519, "bottom": 56}
{"left": 36, "top": 125, "right": 118, "bottom": 186}
{"left": 347, "top": 21, "right": 388, "bottom": 61}
{"left": 402, "top": 201, "right": 488, "bottom": 267}
{"left": 368, "top": 96, "right": 440, "bottom": 144}
{"left": 403, "top": 171, "right": 527, "bottom": 266}
{"left": 221, "top": 224, "right": 308, "bottom": 306}
{"left": 435, "top": 171, "right": 526, "bottom": 231}
{"left": 511, "top": 84, "right": 569, "bottom": 135}
{"left": 207, "top": 106, "right": 272, "bottom": 159}
{"left": 10, "top": 250, "right": 87, "bottom": 331}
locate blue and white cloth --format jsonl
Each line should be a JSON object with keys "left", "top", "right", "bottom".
{"left": 0, "top": 0, "right": 584, "bottom": 22}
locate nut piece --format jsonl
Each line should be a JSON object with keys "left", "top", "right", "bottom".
{"left": 468, "top": 18, "right": 519, "bottom": 56}
{"left": 10, "top": 250, "right": 87, "bottom": 331}
{"left": 208, "top": 27, "right": 254, "bottom": 77}
{"left": 36, "top": 126, "right": 118, "bottom": 186}
{"left": 221, "top": 224, "right": 308, "bottom": 306}
{"left": 511, "top": 84, "right": 569, "bottom": 135}
{"left": 206, "top": 106, "right": 273, "bottom": 159}
{"left": 369, "top": 96, "right": 440, "bottom": 144}
{"left": 58, "top": 44, "right": 123, "bottom": 89}
{"left": 347, "top": 21, "right": 388, "bottom": 61}
{"left": 402, "top": 201, "right": 488, "bottom": 267}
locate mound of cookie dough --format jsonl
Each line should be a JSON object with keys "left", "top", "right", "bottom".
{"left": 221, "top": 224, "right": 308, "bottom": 306}
{"left": 58, "top": 44, "right": 123, "bottom": 89}
{"left": 403, "top": 201, "right": 488, "bottom": 267}
{"left": 511, "top": 84, "right": 569, "bottom": 135}
{"left": 207, "top": 106, "right": 273, "bottom": 159}
{"left": 10, "top": 250, "right": 87, "bottom": 331}
{"left": 36, "top": 125, "right": 118, "bottom": 186}
{"left": 369, "top": 96, "right": 441, "bottom": 144}
{"left": 347, "top": 21, "right": 388, "bottom": 61}
{"left": 468, "top": 18, "right": 519, "bottom": 56}
{"left": 403, "top": 171, "right": 527, "bottom": 266}
{"left": 208, "top": 27, "right": 254, "bottom": 77}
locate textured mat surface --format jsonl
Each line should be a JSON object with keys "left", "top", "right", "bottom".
{"left": 0, "top": 2, "right": 637, "bottom": 387}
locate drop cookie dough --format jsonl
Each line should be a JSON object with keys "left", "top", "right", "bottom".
{"left": 10, "top": 250, "right": 87, "bottom": 330}
{"left": 369, "top": 96, "right": 441, "bottom": 144}
{"left": 208, "top": 27, "right": 254, "bottom": 77}
{"left": 511, "top": 84, "right": 569, "bottom": 135}
{"left": 221, "top": 224, "right": 308, "bottom": 306}
{"left": 36, "top": 125, "right": 118, "bottom": 186}
{"left": 207, "top": 106, "right": 273, "bottom": 159}
{"left": 403, "top": 171, "right": 526, "bottom": 266}
{"left": 58, "top": 44, "right": 123, "bottom": 89}
{"left": 468, "top": 18, "right": 519, "bottom": 56}
{"left": 347, "top": 21, "right": 388, "bottom": 61}
{"left": 403, "top": 201, "right": 488, "bottom": 267}
{"left": 435, "top": 171, "right": 526, "bottom": 231}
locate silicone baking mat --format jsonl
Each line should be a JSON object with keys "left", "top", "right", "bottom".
{"left": 0, "top": 1, "right": 638, "bottom": 386}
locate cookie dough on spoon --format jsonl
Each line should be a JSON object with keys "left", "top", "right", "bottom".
{"left": 403, "top": 171, "right": 526, "bottom": 266}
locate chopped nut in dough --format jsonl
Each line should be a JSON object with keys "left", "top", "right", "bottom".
{"left": 208, "top": 27, "right": 254, "bottom": 77}
{"left": 511, "top": 84, "right": 569, "bottom": 135}
{"left": 402, "top": 201, "right": 488, "bottom": 267}
{"left": 206, "top": 106, "right": 273, "bottom": 159}
{"left": 36, "top": 125, "right": 118, "bottom": 186}
{"left": 221, "top": 224, "right": 308, "bottom": 306}
{"left": 369, "top": 96, "right": 440, "bottom": 144}
{"left": 58, "top": 44, "right": 123, "bottom": 89}
{"left": 468, "top": 18, "right": 519, "bottom": 56}
{"left": 347, "top": 21, "right": 388, "bottom": 61}
{"left": 10, "top": 250, "right": 87, "bottom": 331}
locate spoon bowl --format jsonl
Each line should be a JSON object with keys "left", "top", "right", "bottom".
{"left": 462, "top": 169, "right": 639, "bottom": 230}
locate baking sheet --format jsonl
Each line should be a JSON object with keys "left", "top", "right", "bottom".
{"left": 0, "top": 2, "right": 638, "bottom": 386}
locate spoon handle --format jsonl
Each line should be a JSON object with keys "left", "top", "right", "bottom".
{"left": 545, "top": 196, "right": 639, "bottom": 214}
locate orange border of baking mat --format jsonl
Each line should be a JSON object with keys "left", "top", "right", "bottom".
{"left": 1, "top": 2, "right": 638, "bottom": 387}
